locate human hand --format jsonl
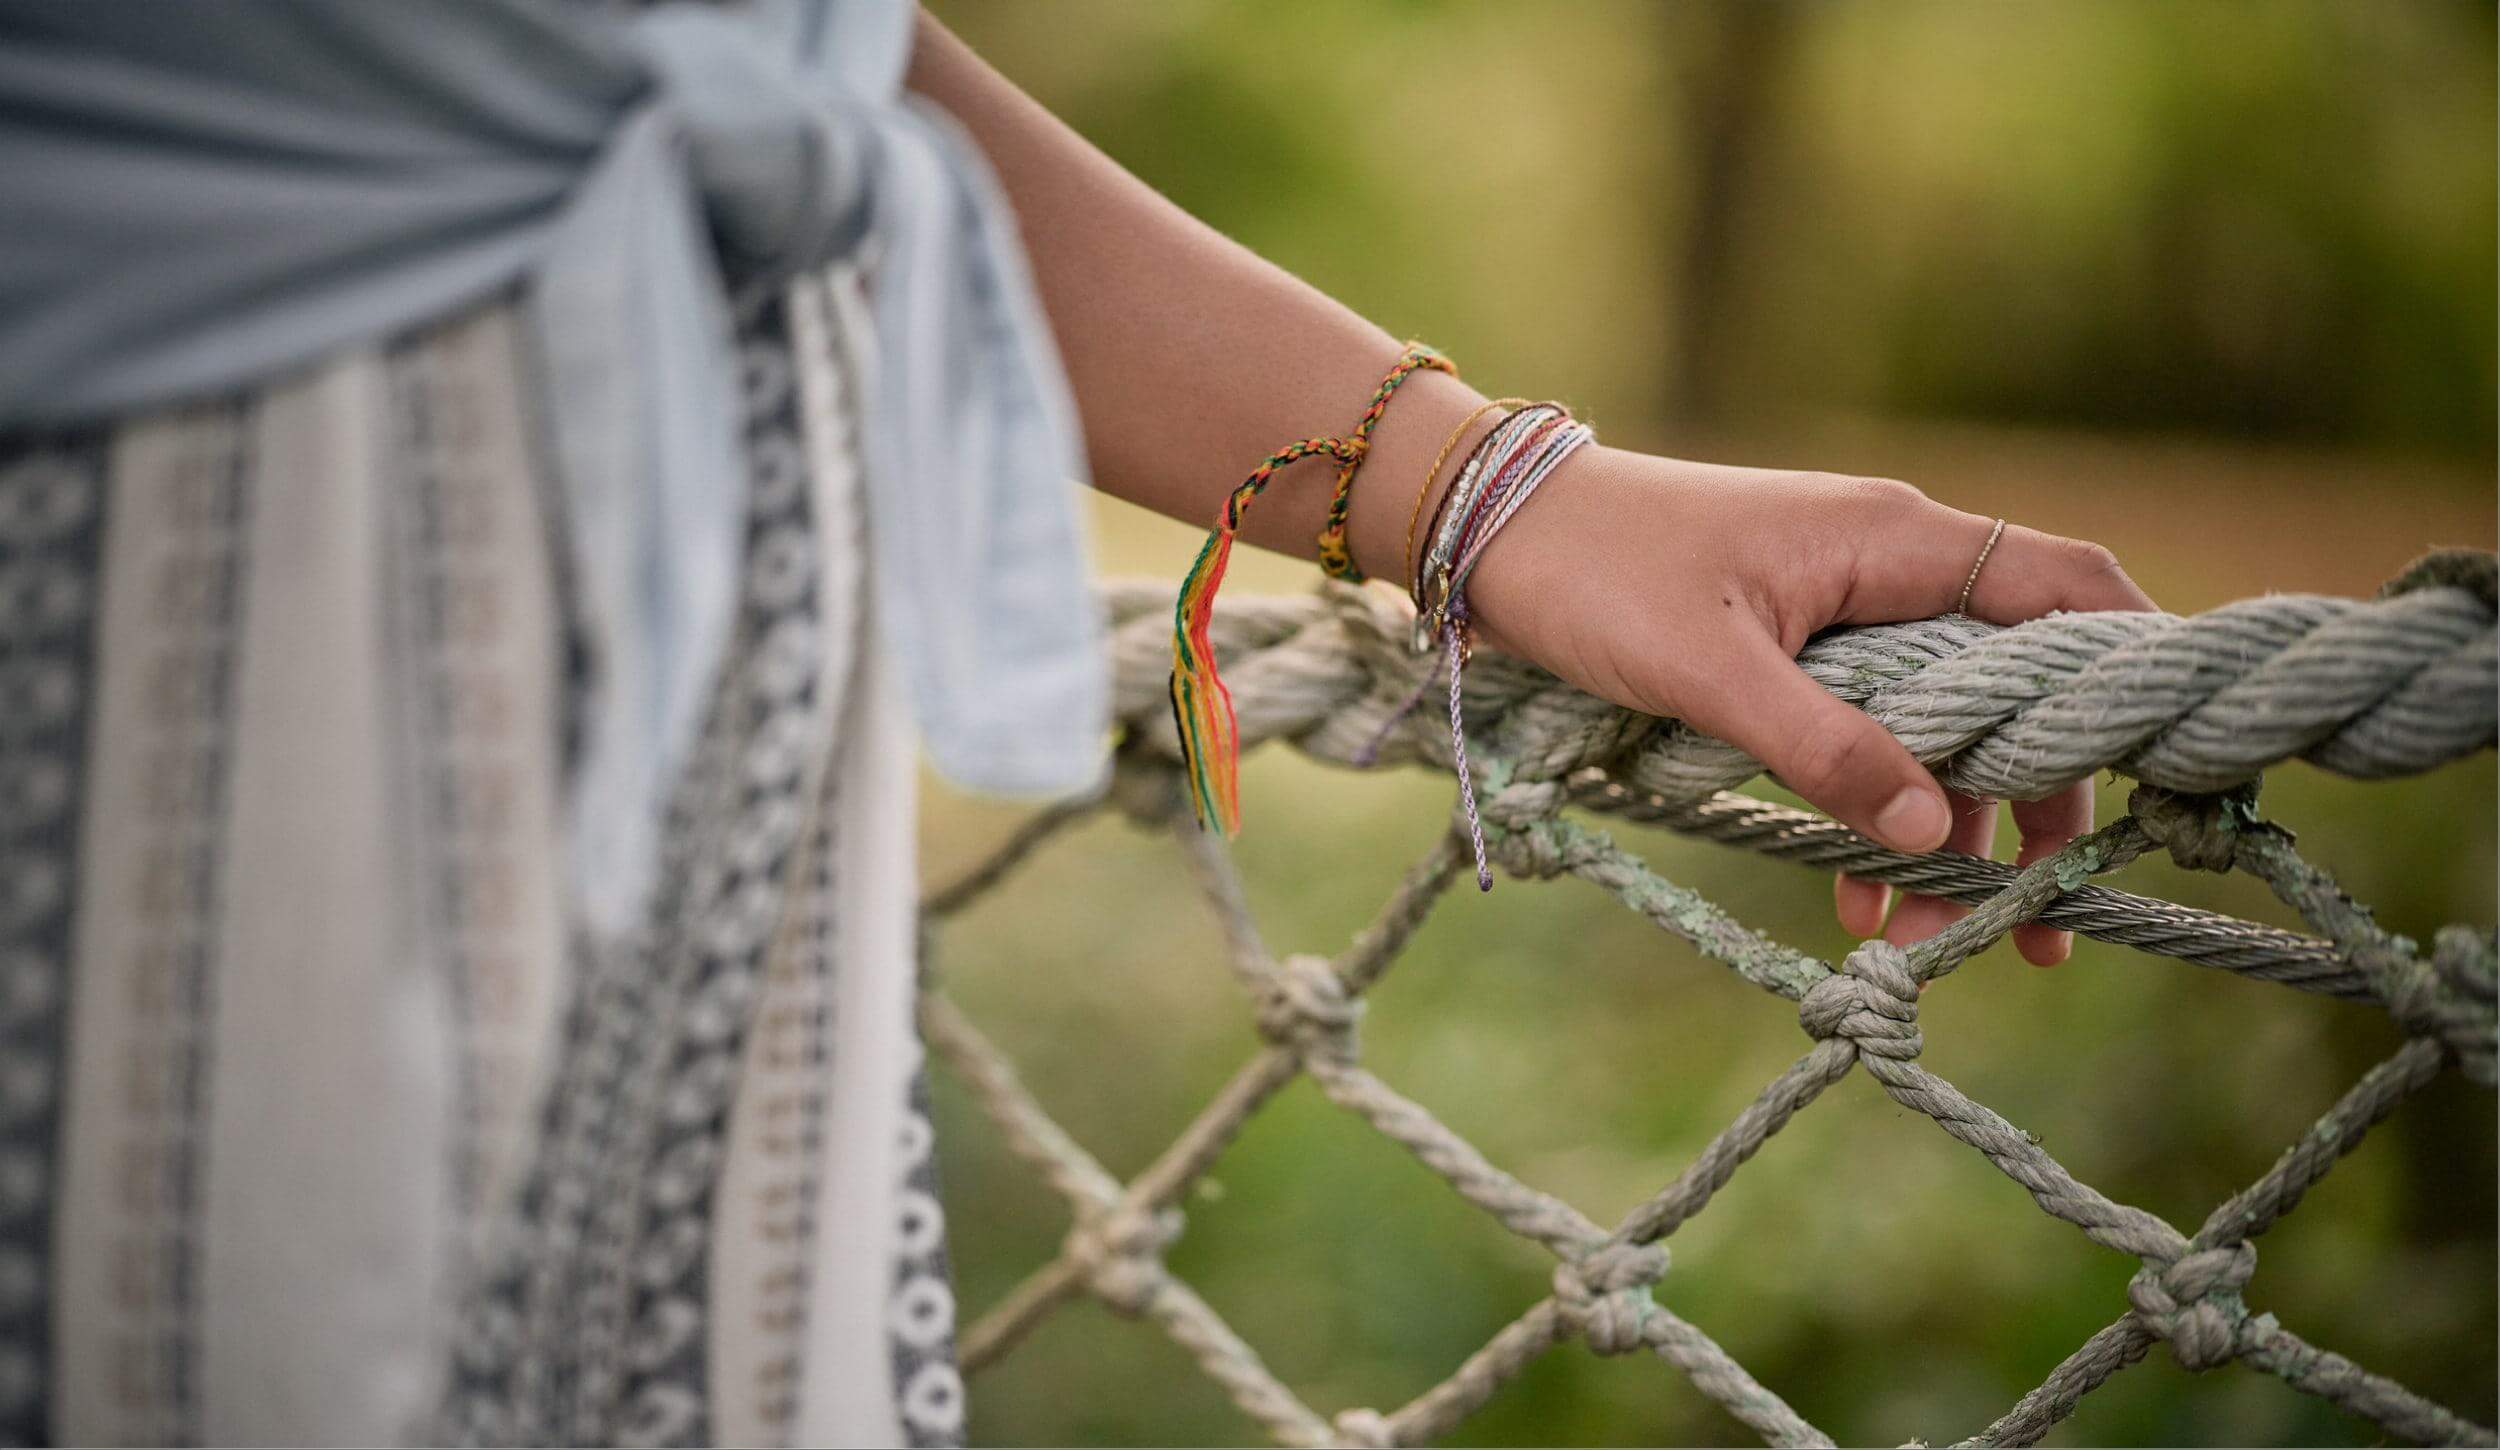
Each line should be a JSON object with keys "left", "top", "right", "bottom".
{"left": 1459, "top": 446, "right": 2158, "bottom": 965}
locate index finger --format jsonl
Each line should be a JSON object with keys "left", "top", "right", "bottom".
{"left": 1963, "top": 523, "right": 2158, "bottom": 620}
{"left": 1839, "top": 502, "right": 2159, "bottom": 626}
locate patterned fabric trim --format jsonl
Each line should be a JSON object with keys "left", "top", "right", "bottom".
{"left": 0, "top": 433, "right": 110, "bottom": 1447}
{"left": 445, "top": 289, "right": 837, "bottom": 1447}
{"left": 386, "top": 309, "right": 574, "bottom": 1443}
{"left": 889, "top": 1068, "right": 964, "bottom": 1447}
{"left": 94, "top": 408, "right": 253, "bottom": 1445}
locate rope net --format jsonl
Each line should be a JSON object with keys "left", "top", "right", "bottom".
{"left": 921, "top": 557, "right": 2500, "bottom": 1448}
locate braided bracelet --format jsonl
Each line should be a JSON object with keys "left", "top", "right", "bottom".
{"left": 1354, "top": 408, "right": 1533, "bottom": 771}
{"left": 1373, "top": 400, "right": 1593, "bottom": 888}
{"left": 1409, "top": 407, "right": 1537, "bottom": 620}
{"left": 1412, "top": 404, "right": 1565, "bottom": 649}
{"left": 1403, "top": 398, "right": 1526, "bottom": 589}
{"left": 1314, "top": 345, "right": 1458, "bottom": 581}
{"left": 1170, "top": 343, "right": 1456, "bottom": 835}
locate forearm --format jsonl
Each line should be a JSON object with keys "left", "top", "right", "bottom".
{"left": 905, "top": 9, "right": 1491, "bottom": 580}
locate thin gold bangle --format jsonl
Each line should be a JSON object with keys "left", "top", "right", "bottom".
{"left": 1403, "top": 397, "right": 1526, "bottom": 590}
{"left": 1956, "top": 516, "right": 2007, "bottom": 615}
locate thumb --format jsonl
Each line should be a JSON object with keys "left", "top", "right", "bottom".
{"left": 1680, "top": 639, "right": 1951, "bottom": 854}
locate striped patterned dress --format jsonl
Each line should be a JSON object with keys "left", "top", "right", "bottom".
{"left": 0, "top": 269, "right": 963, "bottom": 1447}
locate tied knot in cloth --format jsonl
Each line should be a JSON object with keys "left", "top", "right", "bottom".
{"left": 629, "top": 5, "right": 879, "bottom": 281}
{"left": 1552, "top": 1241, "right": 1669, "bottom": 1356}
{"left": 552, "top": 0, "right": 1102, "bottom": 935}
{"left": 1065, "top": 1205, "right": 1182, "bottom": 1317}
{"left": 567, "top": 0, "right": 1098, "bottom": 928}
{"left": 2128, "top": 785, "right": 2251, "bottom": 873}
{"left": 1800, "top": 941, "right": 1924, "bottom": 1060}
{"left": 2128, "top": 1243, "right": 2258, "bottom": 1372}
{"left": 1257, "top": 955, "right": 1364, "bottom": 1062}
{"left": 0, "top": 1, "right": 1099, "bottom": 937}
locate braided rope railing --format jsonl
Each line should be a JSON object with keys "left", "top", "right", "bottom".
{"left": 921, "top": 555, "right": 2500, "bottom": 1447}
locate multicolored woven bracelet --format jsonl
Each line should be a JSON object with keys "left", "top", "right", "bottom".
{"left": 1371, "top": 399, "right": 1594, "bottom": 888}
{"left": 1169, "top": 343, "right": 1456, "bottom": 834}
{"left": 1403, "top": 398, "right": 1527, "bottom": 590}
{"left": 1314, "top": 344, "right": 1458, "bottom": 581}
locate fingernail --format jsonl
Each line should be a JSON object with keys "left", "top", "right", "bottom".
{"left": 1876, "top": 788, "right": 1950, "bottom": 852}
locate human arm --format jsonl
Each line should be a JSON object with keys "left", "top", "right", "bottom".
{"left": 904, "top": 11, "right": 2158, "bottom": 962}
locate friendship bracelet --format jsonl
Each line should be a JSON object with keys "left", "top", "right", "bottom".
{"left": 1169, "top": 343, "right": 1458, "bottom": 835}
{"left": 1403, "top": 398, "right": 1526, "bottom": 589}
{"left": 1396, "top": 400, "right": 1594, "bottom": 888}
{"left": 1313, "top": 343, "right": 1459, "bottom": 582}
{"left": 1351, "top": 404, "right": 1533, "bottom": 774}
{"left": 1412, "top": 404, "right": 1565, "bottom": 649}
{"left": 1408, "top": 412, "right": 1516, "bottom": 612}
{"left": 1444, "top": 413, "right": 1591, "bottom": 888}
{"left": 1411, "top": 406, "right": 1538, "bottom": 612}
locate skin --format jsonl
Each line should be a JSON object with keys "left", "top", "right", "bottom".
{"left": 906, "top": 13, "right": 2159, "bottom": 965}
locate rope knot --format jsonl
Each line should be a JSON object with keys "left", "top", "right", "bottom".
{"left": 2127, "top": 1243, "right": 2257, "bottom": 1372}
{"left": 2389, "top": 926, "right": 2499, "bottom": 1086}
{"left": 2128, "top": 785, "right": 2252, "bottom": 873}
{"left": 1473, "top": 771, "right": 1577, "bottom": 883}
{"left": 1479, "top": 774, "right": 1568, "bottom": 833}
{"left": 1553, "top": 1241, "right": 1669, "bottom": 1356}
{"left": 1475, "top": 767, "right": 1607, "bottom": 885}
{"left": 1799, "top": 942, "right": 1924, "bottom": 1060}
{"left": 1331, "top": 1408, "right": 1397, "bottom": 1448}
{"left": 1065, "top": 1205, "right": 1182, "bottom": 1317}
{"left": 1481, "top": 815, "right": 1571, "bottom": 882}
{"left": 1257, "top": 954, "right": 1365, "bottom": 1062}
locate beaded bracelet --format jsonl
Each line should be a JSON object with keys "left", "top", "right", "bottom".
{"left": 1170, "top": 343, "right": 1456, "bottom": 835}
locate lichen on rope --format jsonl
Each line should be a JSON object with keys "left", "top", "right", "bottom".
{"left": 924, "top": 552, "right": 2499, "bottom": 1448}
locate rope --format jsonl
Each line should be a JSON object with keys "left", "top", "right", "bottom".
{"left": 928, "top": 553, "right": 2499, "bottom": 1448}
{"left": 1100, "top": 572, "right": 2496, "bottom": 801}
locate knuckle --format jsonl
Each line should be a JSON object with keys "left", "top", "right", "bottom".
{"left": 2054, "top": 536, "right": 2126, "bottom": 578}
{"left": 1827, "top": 473, "right": 1925, "bottom": 514}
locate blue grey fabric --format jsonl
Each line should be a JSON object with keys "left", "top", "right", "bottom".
{"left": 0, "top": 0, "right": 1105, "bottom": 931}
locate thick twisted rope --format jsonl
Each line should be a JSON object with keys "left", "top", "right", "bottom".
{"left": 929, "top": 558, "right": 2497, "bottom": 1449}
{"left": 1101, "top": 570, "right": 2497, "bottom": 802}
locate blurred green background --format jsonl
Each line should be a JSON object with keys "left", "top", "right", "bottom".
{"left": 917, "top": 2, "right": 2497, "bottom": 1445}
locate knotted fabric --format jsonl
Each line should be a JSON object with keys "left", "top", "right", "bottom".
{"left": 0, "top": 0, "right": 1103, "bottom": 932}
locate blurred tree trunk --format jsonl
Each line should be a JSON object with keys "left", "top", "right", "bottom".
{"left": 1668, "top": 2, "right": 1797, "bottom": 428}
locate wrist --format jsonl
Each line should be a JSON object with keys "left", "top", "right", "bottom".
{"left": 1459, "top": 440, "right": 1635, "bottom": 659}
